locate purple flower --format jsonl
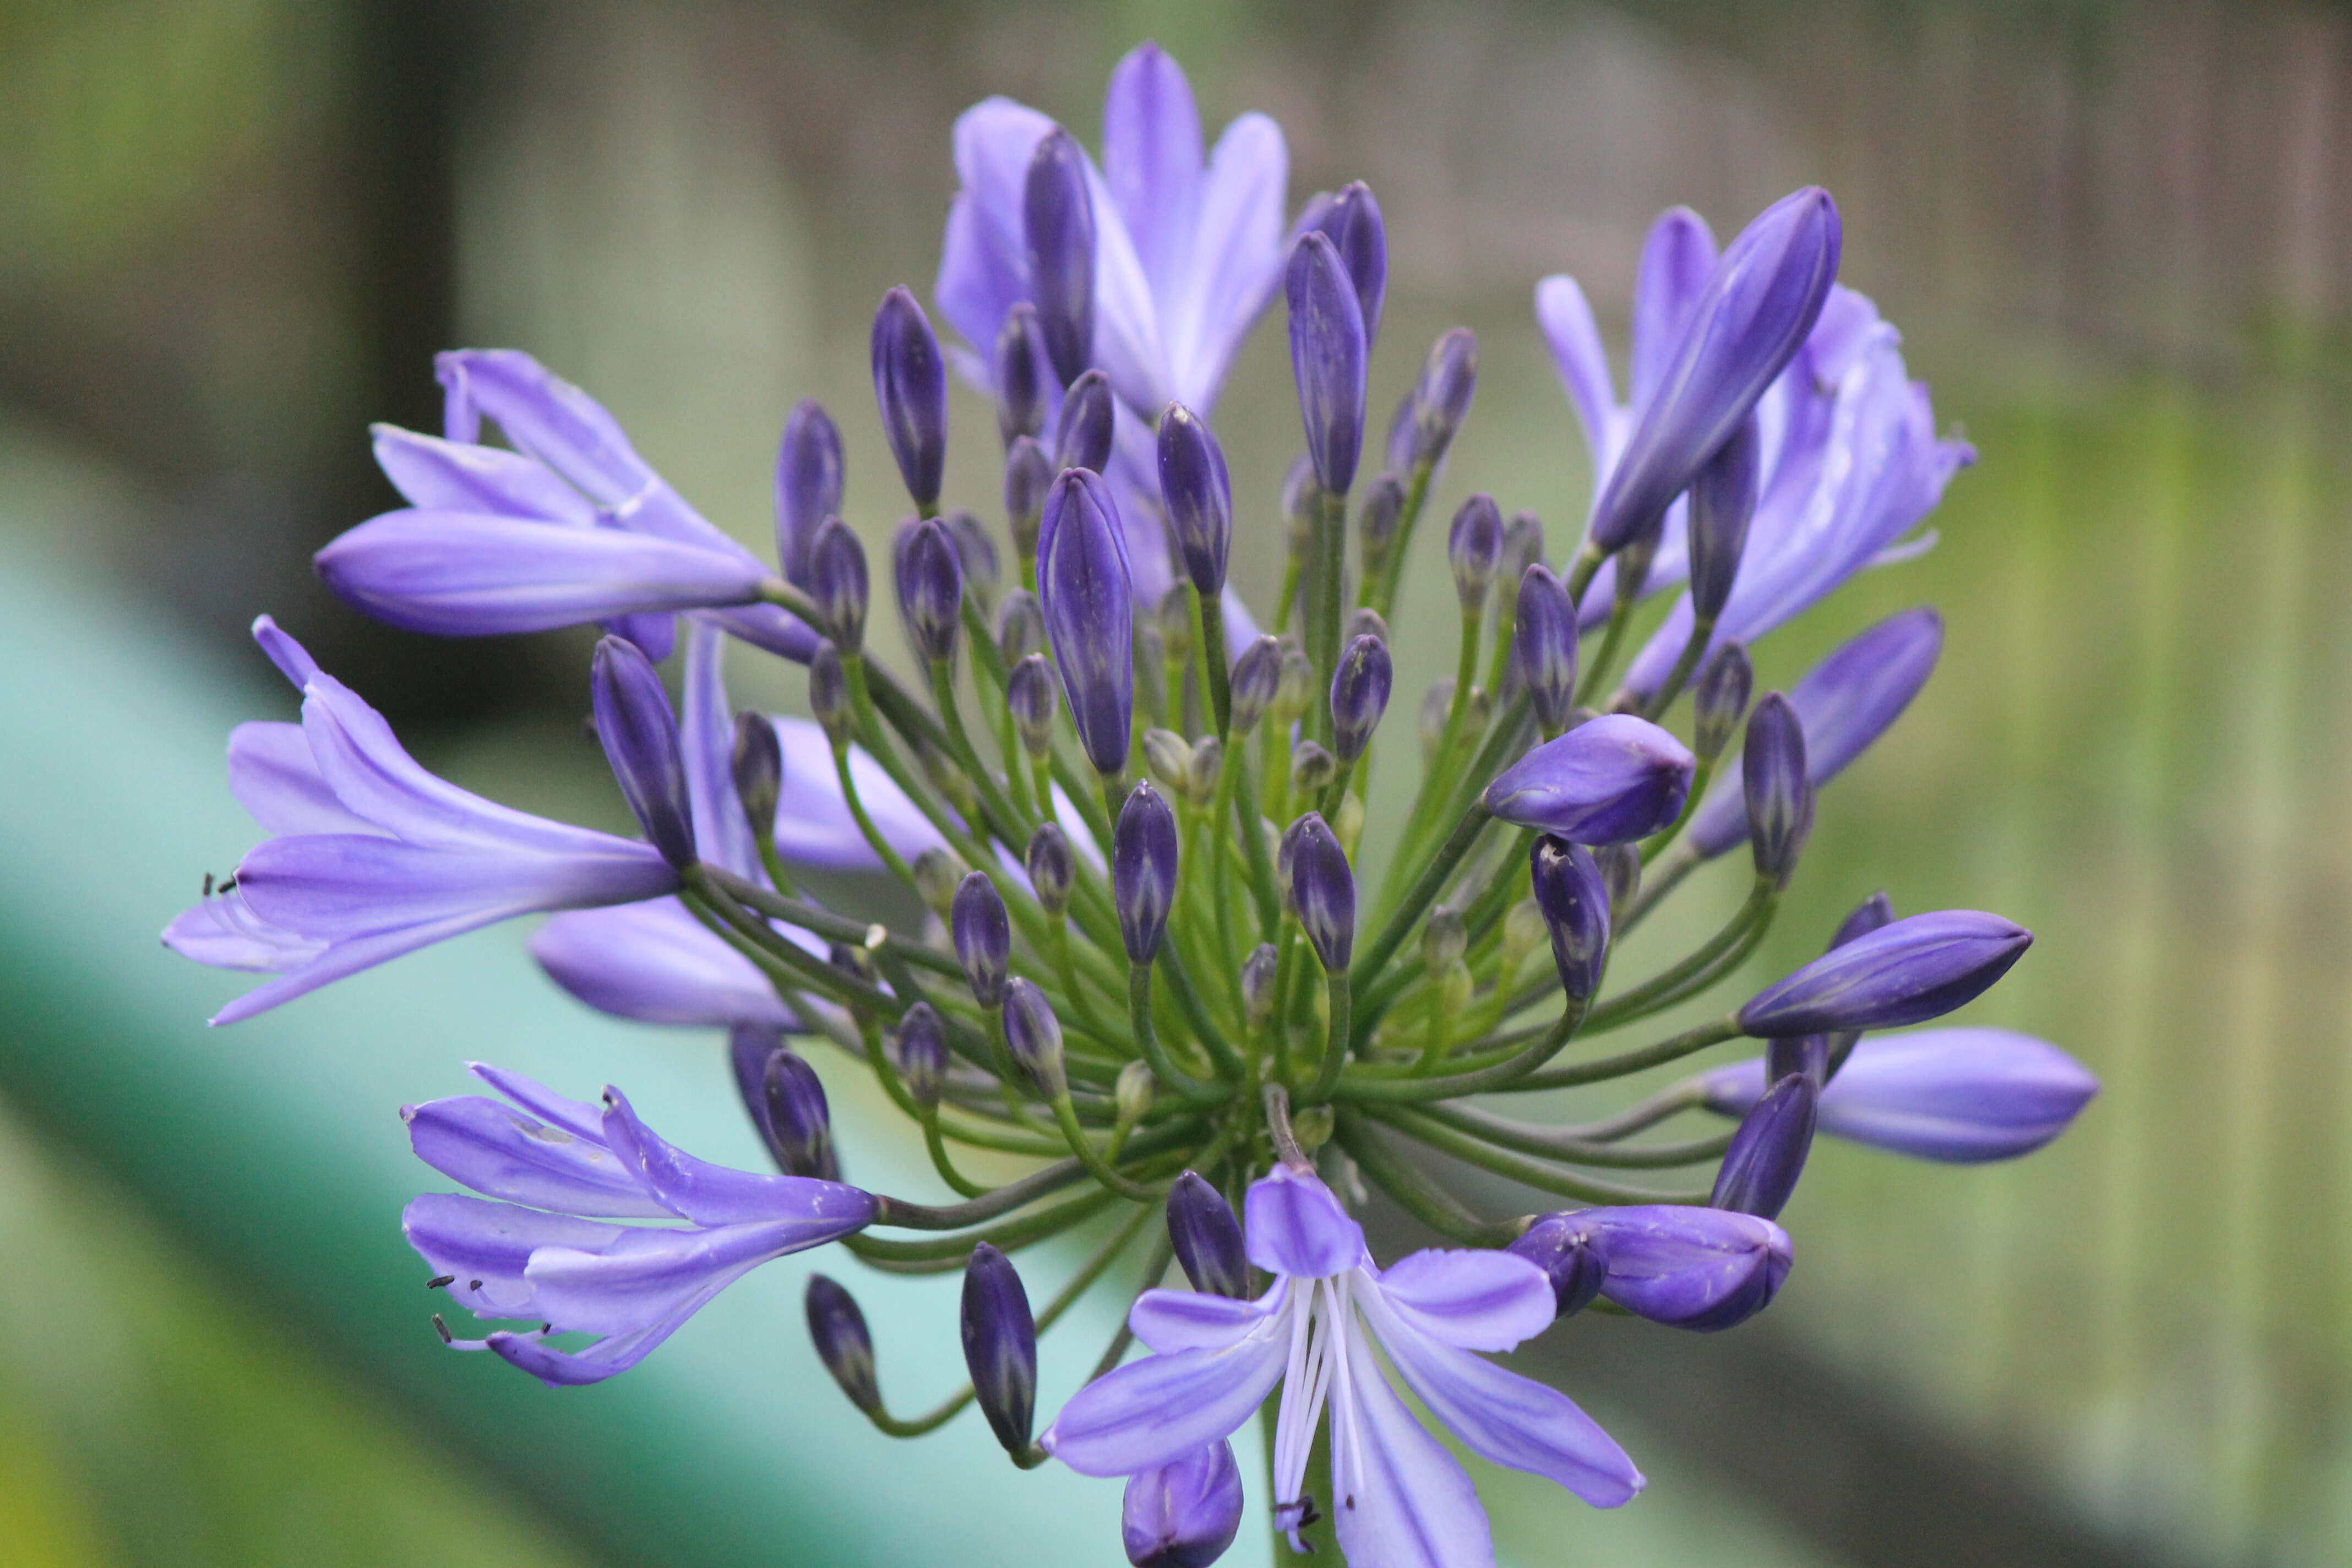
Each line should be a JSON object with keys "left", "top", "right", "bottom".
{"left": 1560, "top": 1205, "right": 1793, "bottom": 1332}
{"left": 164, "top": 619, "right": 678, "bottom": 1026}
{"left": 1037, "top": 469, "right": 1137, "bottom": 776}
{"left": 1702, "top": 1028, "right": 2099, "bottom": 1163}
{"left": 1123, "top": 1442, "right": 1245, "bottom": 1568}
{"left": 1280, "top": 813, "right": 1354, "bottom": 973}
{"left": 401, "top": 1064, "right": 874, "bottom": 1386}
{"left": 1739, "top": 910, "right": 2032, "bottom": 1038}
{"left": 1482, "top": 714, "right": 1695, "bottom": 844}
{"left": 1044, "top": 1167, "right": 1642, "bottom": 1564}
{"left": 1685, "top": 608, "right": 1942, "bottom": 860}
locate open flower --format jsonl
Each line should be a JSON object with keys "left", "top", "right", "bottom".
{"left": 1045, "top": 1167, "right": 1641, "bottom": 1566}
{"left": 403, "top": 1063, "right": 876, "bottom": 1386}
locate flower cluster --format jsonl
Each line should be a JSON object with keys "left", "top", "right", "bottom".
{"left": 168, "top": 42, "right": 2097, "bottom": 1568}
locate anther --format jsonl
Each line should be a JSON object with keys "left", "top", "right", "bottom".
{"left": 426, "top": 1274, "right": 454, "bottom": 1289}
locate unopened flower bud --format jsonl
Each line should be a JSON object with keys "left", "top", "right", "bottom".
{"left": 828, "top": 940, "right": 879, "bottom": 992}
{"left": 1300, "top": 181, "right": 1387, "bottom": 347}
{"left": 1419, "top": 679, "right": 1456, "bottom": 764}
{"left": 1513, "top": 563, "right": 1578, "bottom": 735}
{"left": 1156, "top": 585, "right": 1193, "bottom": 666}
{"left": 1280, "top": 454, "right": 1319, "bottom": 561}
{"left": 1437, "top": 960, "right": 1474, "bottom": 1016}
{"left": 1133, "top": 618, "right": 1167, "bottom": 727}
{"left": 1115, "top": 1060, "right": 1155, "bottom": 1129}
{"left": 1580, "top": 1204, "right": 1793, "bottom": 1331}
{"left": 1358, "top": 474, "right": 1406, "bottom": 577}
{"left": 1741, "top": 692, "right": 1813, "bottom": 886}
{"left": 1502, "top": 897, "right": 1546, "bottom": 978}
{"left": 1159, "top": 1175, "right": 1246, "bottom": 1302}
{"left": 952, "top": 870, "right": 1011, "bottom": 1008}
{"left": 1290, "top": 1104, "right": 1335, "bottom": 1152}
{"left": 1056, "top": 368, "right": 1117, "bottom": 476}
{"left": 808, "top": 518, "right": 869, "bottom": 652}
{"left": 994, "top": 302, "right": 1047, "bottom": 448}
{"left": 1006, "top": 654, "right": 1060, "bottom": 760}
{"left": 1228, "top": 635, "right": 1282, "bottom": 734}
{"left": 1499, "top": 511, "right": 1545, "bottom": 605}
{"left": 997, "top": 587, "right": 1045, "bottom": 664}
{"left": 805, "top": 1275, "right": 881, "bottom": 1414}
{"left": 1001, "top": 976, "right": 1066, "bottom": 1096}
{"left": 948, "top": 509, "right": 1000, "bottom": 613}
{"left": 1346, "top": 607, "right": 1389, "bottom": 648}
{"left": 1185, "top": 737, "right": 1223, "bottom": 807}
{"left": 1508, "top": 1212, "right": 1611, "bottom": 1318}
{"left": 1289, "top": 740, "right": 1336, "bottom": 796}
{"left": 1025, "top": 823, "right": 1076, "bottom": 921}
{"left": 1332, "top": 789, "right": 1363, "bottom": 850}
{"left": 1330, "top": 634, "right": 1392, "bottom": 764}
{"left": 895, "top": 517, "right": 964, "bottom": 666}
{"left": 911, "top": 847, "right": 968, "bottom": 917}
{"left": 1025, "top": 128, "right": 1096, "bottom": 387}
{"left": 1037, "top": 469, "right": 1136, "bottom": 777}
{"left": 1403, "top": 326, "right": 1477, "bottom": 469}
{"left": 1710, "top": 1071, "right": 1819, "bottom": 1220}
{"left": 1287, "top": 231, "right": 1369, "bottom": 496}
{"left": 808, "top": 640, "right": 852, "bottom": 743}
{"left": 1240, "top": 944, "right": 1279, "bottom": 1029}
{"left": 871, "top": 286, "right": 948, "bottom": 510}
{"left": 1687, "top": 412, "right": 1759, "bottom": 623}
{"left": 961, "top": 1242, "right": 1038, "bottom": 1455}
{"left": 1483, "top": 714, "right": 1695, "bottom": 845}
{"left": 1158, "top": 402, "right": 1233, "bottom": 596}
{"left": 591, "top": 636, "right": 694, "bottom": 870}
{"left": 1766, "top": 1035, "right": 1829, "bottom": 1086}
{"left": 1113, "top": 782, "right": 1180, "bottom": 964}
{"left": 1271, "top": 643, "right": 1315, "bottom": 729}
{"left": 761, "top": 1047, "right": 839, "bottom": 1181}
{"left": 1739, "top": 911, "right": 2032, "bottom": 1037}
{"left": 1420, "top": 907, "right": 1468, "bottom": 971}
{"left": 1123, "top": 1442, "right": 1245, "bottom": 1568}
{"left": 1529, "top": 835, "right": 1611, "bottom": 1002}
{"left": 1447, "top": 493, "right": 1503, "bottom": 614}
{"left": 1596, "top": 841, "right": 1642, "bottom": 916}
{"left": 1004, "top": 436, "right": 1053, "bottom": 559}
{"left": 1691, "top": 642, "right": 1752, "bottom": 763}
{"left": 775, "top": 400, "right": 844, "bottom": 589}
{"left": 895, "top": 1001, "right": 948, "bottom": 1110}
{"left": 1281, "top": 813, "right": 1355, "bottom": 972}
{"left": 1141, "top": 728, "right": 1194, "bottom": 796}
{"left": 731, "top": 710, "right": 780, "bottom": 837}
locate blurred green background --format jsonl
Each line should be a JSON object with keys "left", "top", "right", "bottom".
{"left": 2, "top": 1, "right": 2348, "bottom": 1564}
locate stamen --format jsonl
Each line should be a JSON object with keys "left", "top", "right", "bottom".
{"left": 425, "top": 1274, "right": 454, "bottom": 1289}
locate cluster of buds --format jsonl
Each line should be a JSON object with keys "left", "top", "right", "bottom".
{"left": 168, "top": 42, "right": 2095, "bottom": 1568}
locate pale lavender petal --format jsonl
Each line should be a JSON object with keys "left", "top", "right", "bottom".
{"left": 371, "top": 424, "right": 597, "bottom": 523}
{"left": 935, "top": 98, "right": 1057, "bottom": 362}
{"left": 401, "top": 1191, "right": 626, "bottom": 1321}
{"left": 770, "top": 716, "right": 943, "bottom": 869}
{"left": 1243, "top": 1166, "right": 1368, "bottom": 1280}
{"left": 1102, "top": 42, "right": 1203, "bottom": 303}
{"left": 235, "top": 834, "right": 673, "bottom": 941}
{"left": 1084, "top": 161, "right": 1170, "bottom": 415}
{"left": 1129, "top": 1279, "right": 1289, "bottom": 1355}
{"left": 1369, "top": 1249, "right": 1554, "bottom": 1352}
{"left": 1628, "top": 208, "right": 1717, "bottom": 409}
{"left": 226, "top": 721, "right": 379, "bottom": 836}
{"left": 531, "top": 899, "right": 798, "bottom": 1029}
{"left": 1166, "top": 112, "right": 1287, "bottom": 413}
{"left": 1044, "top": 1336, "right": 1289, "bottom": 1478}
{"left": 402, "top": 1094, "right": 671, "bottom": 1217}
{"left": 1326, "top": 1319, "right": 1493, "bottom": 1568}
{"left": 467, "top": 1062, "right": 606, "bottom": 1140}
{"left": 208, "top": 906, "right": 515, "bottom": 1026}
{"left": 600, "top": 1088, "right": 876, "bottom": 1231}
{"left": 434, "top": 349, "right": 651, "bottom": 508}
{"left": 522, "top": 1218, "right": 815, "bottom": 1336}
{"left": 161, "top": 894, "right": 325, "bottom": 972}
{"left": 680, "top": 622, "right": 758, "bottom": 876}
{"left": 251, "top": 614, "right": 321, "bottom": 689}
{"left": 1534, "top": 275, "right": 1623, "bottom": 486}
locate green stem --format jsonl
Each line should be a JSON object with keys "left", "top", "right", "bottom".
{"left": 1640, "top": 612, "right": 1717, "bottom": 720}
{"left": 1191, "top": 585, "right": 1232, "bottom": 739}
{"left": 1352, "top": 803, "right": 1491, "bottom": 995}
{"left": 1503, "top": 1014, "right": 1742, "bottom": 1092}
{"left": 1414, "top": 1101, "right": 1733, "bottom": 1168}
{"left": 1332, "top": 998, "right": 1585, "bottom": 1103}
{"left": 1367, "top": 1104, "right": 1712, "bottom": 1205}
{"left": 1049, "top": 1092, "right": 1165, "bottom": 1201}
{"left": 1308, "top": 488, "right": 1347, "bottom": 744}
{"left": 1129, "top": 964, "right": 1228, "bottom": 1106}
{"left": 1335, "top": 1109, "right": 1527, "bottom": 1245}
{"left": 1301, "top": 968, "right": 1352, "bottom": 1106}
{"left": 1365, "top": 459, "right": 1435, "bottom": 622}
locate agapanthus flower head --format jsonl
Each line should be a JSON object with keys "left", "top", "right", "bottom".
{"left": 1482, "top": 714, "right": 1695, "bottom": 843}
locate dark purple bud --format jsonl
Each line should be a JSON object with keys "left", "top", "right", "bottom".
{"left": 1529, "top": 835, "right": 1611, "bottom": 1002}
{"left": 1114, "top": 782, "right": 1180, "bottom": 964}
{"left": 1686, "top": 412, "right": 1758, "bottom": 623}
{"left": 805, "top": 1275, "right": 881, "bottom": 1415}
{"left": 1403, "top": 326, "right": 1477, "bottom": 469}
{"left": 1578, "top": 1205, "right": 1793, "bottom": 1331}
{"left": 1513, "top": 564, "right": 1579, "bottom": 734}
{"left": 952, "top": 870, "right": 1011, "bottom": 1008}
{"left": 808, "top": 517, "right": 869, "bottom": 653}
{"left": 1690, "top": 642, "right": 1752, "bottom": 763}
{"left": 1056, "top": 368, "right": 1117, "bottom": 476}
{"left": 1157, "top": 403, "right": 1233, "bottom": 595}
{"left": 1001, "top": 976, "right": 1066, "bottom": 1097}
{"left": 1025, "top": 128, "right": 1096, "bottom": 387}
{"left": 1832, "top": 891, "right": 1896, "bottom": 950}
{"left": 948, "top": 510, "right": 1000, "bottom": 608}
{"left": 1483, "top": 714, "right": 1695, "bottom": 844}
{"left": 895, "top": 1001, "right": 948, "bottom": 1110}
{"left": 1742, "top": 693, "right": 1813, "bottom": 886}
{"left": 870, "top": 286, "right": 948, "bottom": 510}
{"left": 1329, "top": 634, "right": 1392, "bottom": 763}
{"left": 1036, "top": 469, "right": 1135, "bottom": 776}
{"left": 1301, "top": 181, "right": 1388, "bottom": 346}
{"left": 1286, "top": 232, "right": 1369, "bottom": 496}
{"left": 997, "top": 587, "right": 1045, "bottom": 664}
{"left": 1357, "top": 475, "right": 1406, "bottom": 577}
{"left": 995, "top": 302, "right": 1048, "bottom": 447}
{"left": 1709, "top": 1072, "right": 1818, "bottom": 1220}
{"left": 1507, "top": 1212, "right": 1611, "bottom": 1318}
{"left": 1281, "top": 812, "right": 1354, "bottom": 972}
{"left": 1006, "top": 652, "right": 1060, "bottom": 760}
{"left": 728, "top": 1021, "right": 784, "bottom": 1144}
{"left": 1004, "top": 435, "right": 1053, "bottom": 560}
{"left": 1447, "top": 493, "right": 1504, "bottom": 613}
{"left": 1739, "top": 910, "right": 2033, "bottom": 1037}
{"left": 775, "top": 400, "right": 844, "bottom": 589}
{"left": 1588, "top": 188, "right": 1839, "bottom": 554}
{"left": 1689, "top": 609, "right": 1942, "bottom": 859}
{"left": 1288, "top": 740, "right": 1336, "bottom": 796}
{"left": 808, "top": 640, "right": 852, "bottom": 744}
{"left": 1166, "top": 1171, "right": 1249, "bottom": 1298}
{"left": 1123, "top": 1441, "right": 1245, "bottom": 1568}
{"left": 1240, "top": 943, "right": 1279, "bottom": 1028}
{"left": 590, "top": 635, "right": 694, "bottom": 869}
{"left": 961, "top": 1242, "right": 1038, "bottom": 1454}
{"left": 1025, "top": 822, "right": 1075, "bottom": 920}
{"left": 1596, "top": 841, "right": 1641, "bottom": 916}
{"left": 895, "top": 517, "right": 964, "bottom": 665}
{"left": 761, "top": 1047, "right": 840, "bottom": 1182}
{"left": 731, "top": 710, "right": 780, "bottom": 837}
{"left": 1228, "top": 635, "right": 1283, "bottom": 734}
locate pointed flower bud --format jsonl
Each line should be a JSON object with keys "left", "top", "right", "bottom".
{"left": 1025, "top": 823, "right": 1076, "bottom": 921}
{"left": 1036, "top": 469, "right": 1135, "bottom": 776}
{"left": 997, "top": 587, "right": 1045, "bottom": 664}
{"left": 1056, "top": 368, "right": 1117, "bottom": 475}
{"left": 1402, "top": 326, "right": 1477, "bottom": 469}
{"left": 808, "top": 518, "right": 869, "bottom": 654}
{"left": 1588, "top": 187, "right": 1840, "bottom": 554}
{"left": 871, "top": 286, "right": 948, "bottom": 510}
{"left": 1690, "top": 642, "right": 1752, "bottom": 763}
{"left": 895, "top": 1001, "right": 949, "bottom": 1110}
{"left": 1142, "top": 728, "right": 1194, "bottom": 797}
{"left": 1282, "top": 813, "right": 1354, "bottom": 972}
{"left": 995, "top": 302, "right": 1048, "bottom": 447}
{"left": 895, "top": 517, "right": 964, "bottom": 666}
{"left": 1288, "top": 740, "right": 1336, "bottom": 796}
{"left": 1529, "top": 835, "right": 1611, "bottom": 1002}
{"left": 591, "top": 635, "right": 694, "bottom": 869}
{"left": 761, "top": 1048, "right": 840, "bottom": 1181}
{"left": 1003, "top": 652, "right": 1060, "bottom": 761}
{"left": 1286, "top": 232, "right": 1369, "bottom": 496}
{"left": 911, "top": 847, "right": 967, "bottom": 918}
{"left": 1347, "top": 607, "right": 1390, "bottom": 648}
{"left": 808, "top": 640, "right": 852, "bottom": 744}
{"left": 1240, "top": 943, "right": 1280, "bottom": 1028}
{"left": 1507, "top": 1212, "right": 1611, "bottom": 1319}
{"left": 1115, "top": 1060, "right": 1155, "bottom": 1129}
{"left": 775, "top": 400, "right": 844, "bottom": 589}
{"left": 1742, "top": 693, "right": 1813, "bottom": 886}
{"left": 1001, "top": 976, "right": 1065, "bottom": 1097}
{"left": 1420, "top": 907, "right": 1467, "bottom": 972}
{"left": 948, "top": 510, "right": 1000, "bottom": 611}
{"left": 1419, "top": 680, "right": 1456, "bottom": 764}
{"left": 1329, "top": 634, "right": 1392, "bottom": 763}
{"left": 962, "top": 1242, "right": 1039, "bottom": 1455}
{"left": 1300, "top": 181, "right": 1387, "bottom": 347}
{"left": 1185, "top": 738, "right": 1223, "bottom": 808}
{"left": 1113, "top": 782, "right": 1180, "bottom": 964}
{"left": 729, "top": 709, "right": 781, "bottom": 845}
{"left": 805, "top": 1275, "right": 881, "bottom": 1415}
{"left": 952, "top": 871, "right": 1011, "bottom": 1008}
{"left": 1739, "top": 911, "right": 2032, "bottom": 1037}
{"left": 1271, "top": 643, "right": 1316, "bottom": 729}
{"left": 1483, "top": 714, "right": 1695, "bottom": 844}
{"left": 1832, "top": 890, "right": 1896, "bottom": 951}
{"left": 1575, "top": 1205, "right": 1793, "bottom": 1332}
{"left": 1702, "top": 1027, "right": 2099, "bottom": 1164}
{"left": 1156, "top": 585, "right": 1194, "bottom": 666}
{"left": 1227, "top": 635, "right": 1283, "bottom": 734}
{"left": 1164, "top": 1171, "right": 1250, "bottom": 1298}
{"left": 1025, "top": 127, "right": 1096, "bottom": 387}
{"left": 1157, "top": 402, "right": 1233, "bottom": 595}
{"left": 1281, "top": 454, "right": 1319, "bottom": 559}
{"left": 1596, "top": 841, "right": 1642, "bottom": 917}
{"left": 1501, "top": 898, "right": 1547, "bottom": 979}
{"left": 1500, "top": 511, "right": 1545, "bottom": 598}
{"left": 1709, "top": 1071, "right": 1817, "bottom": 1219}
{"left": 1123, "top": 1442, "right": 1245, "bottom": 1568}
{"left": 1686, "top": 411, "right": 1759, "bottom": 623}
{"left": 1447, "top": 493, "right": 1504, "bottom": 614}
{"left": 1513, "top": 564, "right": 1579, "bottom": 734}
{"left": 1004, "top": 435, "right": 1053, "bottom": 559}
{"left": 1358, "top": 474, "right": 1406, "bottom": 578}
